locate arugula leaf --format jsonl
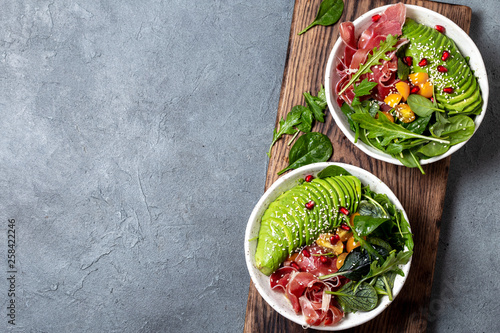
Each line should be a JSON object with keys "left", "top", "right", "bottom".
{"left": 358, "top": 250, "right": 413, "bottom": 285}
{"left": 298, "top": 0, "right": 344, "bottom": 35}
{"left": 312, "top": 85, "right": 327, "bottom": 109}
{"left": 267, "top": 112, "right": 302, "bottom": 157}
{"left": 351, "top": 112, "right": 450, "bottom": 146}
{"left": 277, "top": 132, "right": 333, "bottom": 175}
{"left": 317, "top": 165, "right": 351, "bottom": 178}
{"left": 339, "top": 34, "right": 400, "bottom": 95}
{"left": 304, "top": 91, "right": 326, "bottom": 123}
{"left": 290, "top": 105, "right": 314, "bottom": 133}
{"left": 373, "top": 272, "right": 397, "bottom": 301}
{"left": 353, "top": 79, "right": 378, "bottom": 97}
{"left": 327, "top": 281, "right": 378, "bottom": 313}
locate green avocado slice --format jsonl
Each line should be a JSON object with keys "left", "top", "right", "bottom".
{"left": 302, "top": 182, "right": 331, "bottom": 234}
{"left": 402, "top": 18, "right": 483, "bottom": 115}
{"left": 263, "top": 199, "right": 304, "bottom": 249}
{"left": 254, "top": 218, "right": 289, "bottom": 276}
{"left": 315, "top": 178, "right": 341, "bottom": 228}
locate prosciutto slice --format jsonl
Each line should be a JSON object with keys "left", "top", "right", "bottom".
{"left": 335, "top": 3, "right": 407, "bottom": 106}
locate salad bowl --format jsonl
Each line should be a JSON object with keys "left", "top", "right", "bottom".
{"left": 325, "top": 4, "right": 488, "bottom": 166}
{"left": 244, "top": 162, "right": 412, "bottom": 330}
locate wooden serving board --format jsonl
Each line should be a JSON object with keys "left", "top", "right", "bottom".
{"left": 244, "top": 0, "right": 472, "bottom": 332}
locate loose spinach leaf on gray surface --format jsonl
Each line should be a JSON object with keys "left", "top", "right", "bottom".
{"left": 277, "top": 132, "right": 333, "bottom": 175}
{"left": 298, "top": 0, "right": 344, "bottom": 35}
{"left": 317, "top": 165, "right": 351, "bottom": 178}
{"left": 327, "top": 281, "right": 378, "bottom": 313}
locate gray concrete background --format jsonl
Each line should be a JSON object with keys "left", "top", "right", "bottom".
{"left": 0, "top": 1, "right": 498, "bottom": 332}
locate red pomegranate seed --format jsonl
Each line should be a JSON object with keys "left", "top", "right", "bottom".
{"left": 330, "top": 234, "right": 340, "bottom": 244}
{"left": 443, "top": 87, "right": 454, "bottom": 94}
{"left": 339, "top": 207, "right": 349, "bottom": 215}
{"left": 340, "top": 223, "right": 351, "bottom": 231}
{"left": 435, "top": 25, "right": 446, "bottom": 33}
{"left": 372, "top": 14, "right": 381, "bottom": 22}
{"left": 418, "top": 58, "right": 428, "bottom": 67}
{"left": 305, "top": 174, "right": 314, "bottom": 182}
{"left": 302, "top": 248, "right": 311, "bottom": 257}
{"left": 305, "top": 201, "right": 315, "bottom": 210}
{"left": 437, "top": 65, "right": 448, "bottom": 73}
{"left": 430, "top": 97, "right": 435, "bottom": 103}
{"left": 320, "top": 255, "right": 328, "bottom": 264}
{"left": 441, "top": 50, "right": 450, "bottom": 61}
{"left": 404, "top": 56, "right": 413, "bottom": 66}
{"left": 290, "top": 262, "right": 300, "bottom": 270}
{"left": 410, "top": 86, "right": 420, "bottom": 94}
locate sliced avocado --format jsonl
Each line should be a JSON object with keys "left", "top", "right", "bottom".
{"left": 402, "top": 18, "right": 483, "bottom": 115}
{"left": 331, "top": 177, "right": 351, "bottom": 211}
{"left": 336, "top": 176, "right": 356, "bottom": 212}
{"left": 254, "top": 219, "right": 289, "bottom": 275}
{"left": 291, "top": 187, "right": 323, "bottom": 242}
{"left": 302, "top": 182, "right": 331, "bottom": 233}
{"left": 315, "top": 178, "right": 341, "bottom": 228}
{"left": 263, "top": 199, "right": 304, "bottom": 248}
{"left": 310, "top": 179, "right": 336, "bottom": 229}
{"left": 344, "top": 176, "right": 362, "bottom": 212}
{"left": 279, "top": 189, "right": 312, "bottom": 245}
{"left": 265, "top": 216, "right": 295, "bottom": 253}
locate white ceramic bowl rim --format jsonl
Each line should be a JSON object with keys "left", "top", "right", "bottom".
{"left": 244, "top": 162, "right": 412, "bottom": 330}
{"left": 325, "top": 4, "right": 489, "bottom": 166}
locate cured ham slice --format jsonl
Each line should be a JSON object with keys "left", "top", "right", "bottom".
{"left": 335, "top": 3, "right": 407, "bottom": 106}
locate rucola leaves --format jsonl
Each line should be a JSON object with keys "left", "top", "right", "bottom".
{"left": 298, "top": 0, "right": 344, "bottom": 35}
{"left": 327, "top": 281, "right": 378, "bottom": 312}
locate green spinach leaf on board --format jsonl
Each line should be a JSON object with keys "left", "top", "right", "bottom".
{"left": 327, "top": 281, "right": 378, "bottom": 313}
{"left": 267, "top": 111, "right": 302, "bottom": 157}
{"left": 290, "top": 105, "right": 314, "bottom": 133}
{"left": 298, "top": 0, "right": 344, "bottom": 35}
{"left": 277, "top": 132, "right": 333, "bottom": 175}
{"left": 304, "top": 91, "right": 326, "bottom": 123}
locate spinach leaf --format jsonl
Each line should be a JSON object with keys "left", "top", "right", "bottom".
{"left": 327, "top": 281, "right": 378, "bottom": 313}
{"left": 417, "top": 140, "right": 450, "bottom": 157}
{"left": 439, "top": 115, "right": 475, "bottom": 145}
{"left": 277, "top": 132, "right": 333, "bottom": 175}
{"left": 267, "top": 111, "right": 302, "bottom": 157}
{"left": 407, "top": 94, "right": 444, "bottom": 117}
{"left": 358, "top": 196, "right": 389, "bottom": 218}
{"left": 339, "top": 34, "right": 399, "bottom": 95}
{"left": 393, "top": 148, "right": 425, "bottom": 174}
{"left": 397, "top": 58, "right": 409, "bottom": 80}
{"left": 351, "top": 112, "right": 450, "bottom": 146}
{"left": 402, "top": 115, "right": 432, "bottom": 135}
{"left": 430, "top": 112, "right": 450, "bottom": 137}
{"left": 298, "top": 0, "right": 344, "bottom": 35}
{"left": 317, "top": 165, "right": 351, "bottom": 178}
{"left": 304, "top": 91, "right": 326, "bottom": 123}
{"left": 353, "top": 215, "right": 390, "bottom": 237}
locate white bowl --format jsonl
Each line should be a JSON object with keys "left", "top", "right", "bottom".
{"left": 244, "top": 162, "right": 412, "bottom": 330}
{"left": 325, "top": 4, "right": 489, "bottom": 166}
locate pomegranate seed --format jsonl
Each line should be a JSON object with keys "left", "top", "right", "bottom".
{"left": 443, "top": 87, "right": 454, "bottom": 94}
{"left": 330, "top": 234, "right": 340, "bottom": 244}
{"left": 290, "top": 262, "right": 300, "bottom": 270}
{"left": 302, "top": 248, "right": 311, "bottom": 257}
{"left": 305, "top": 174, "right": 314, "bottom": 182}
{"left": 339, "top": 207, "right": 349, "bottom": 215}
{"left": 305, "top": 201, "right": 315, "bottom": 210}
{"left": 372, "top": 14, "right": 381, "bottom": 22}
{"left": 437, "top": 65, "right": 448, "bottom": 73}
{"left": 418, "top": 58, "right": 428, "bottom": 67}
{"left": 435, "top": 25, "right": 445, "bottom": 33}
{"left": 320, "top": 255, "right": 328, "bottom": 264}
{"left": 410, "top": 86, "right": 420, "bottom": 94}
{"left": 340, "top": 223, "right": 351, "bottom": 231}
{"left": 430, "top": 97, "right": 435, "bottom": 103}
{"left": 441, "top": 50, "right": 450, "bottom": 61}
{"left": 404, "top": 56, "right": 413, "bottom": 66}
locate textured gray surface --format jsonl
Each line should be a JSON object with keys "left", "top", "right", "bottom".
{"left": 0, "top": 1, "right": 498, "bottom": 332}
